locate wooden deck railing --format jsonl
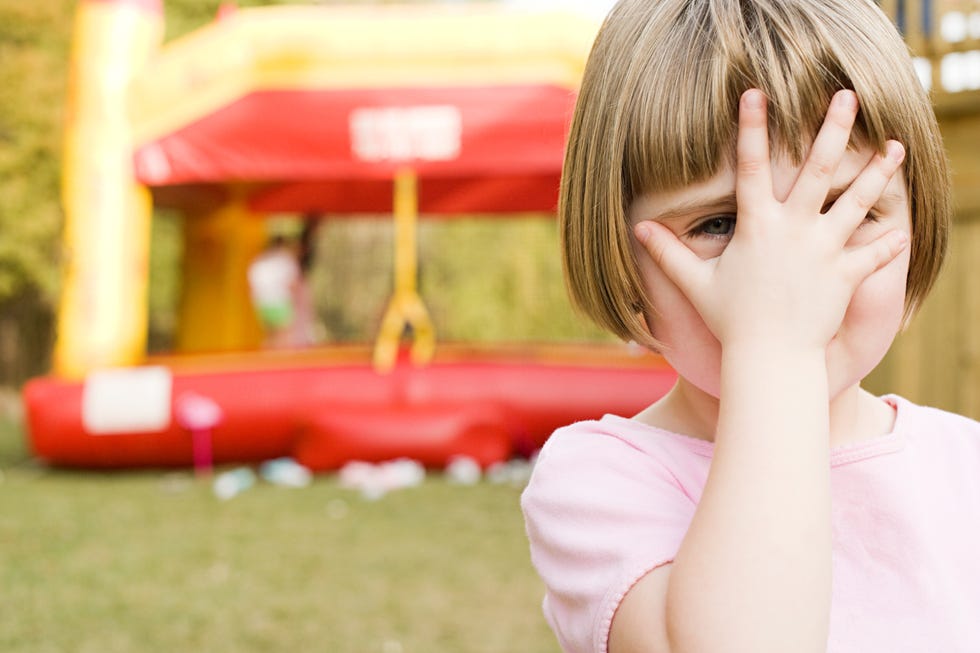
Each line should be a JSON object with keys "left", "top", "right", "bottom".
{"left": 865, "top": 2, "right": 980, "bottom": 417}
{"left": 880, "top": 0, "right": 980, "bottom": 115}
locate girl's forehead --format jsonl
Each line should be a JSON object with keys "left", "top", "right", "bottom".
{"left": 770, "top": 145, "right": 909, "bottom": 206}
{"left": 770, "top": 146, "right": 877, "bottom": 201}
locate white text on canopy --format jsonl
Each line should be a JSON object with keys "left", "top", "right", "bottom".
{"left": 350, "top": 105, "right": 463, "bottom": 163}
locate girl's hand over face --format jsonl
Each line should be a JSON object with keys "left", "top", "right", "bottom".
{"left": 634, "top": 89, "right": 909, "bottom": 353}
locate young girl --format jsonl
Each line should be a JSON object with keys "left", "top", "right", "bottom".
{"left": 521, "top": 1, "right": 980, "bottom": 652}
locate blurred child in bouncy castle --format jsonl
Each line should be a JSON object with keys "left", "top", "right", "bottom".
{"left": 248, "top": 219, "right": 319, "bottom": 348}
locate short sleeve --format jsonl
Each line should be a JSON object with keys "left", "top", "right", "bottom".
{"left": 521, "top": 422, "right": 697, "bottom": 653}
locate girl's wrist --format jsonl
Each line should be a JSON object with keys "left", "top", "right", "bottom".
{"left": 720, "top": 341, "right": 829, "bottom": 393}
{"left": 721, "top": 339, "right": 826, "bottom": 363}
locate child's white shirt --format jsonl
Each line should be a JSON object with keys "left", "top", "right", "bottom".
{"left": 521, "top": 395, "right": 980, "bottom": 653}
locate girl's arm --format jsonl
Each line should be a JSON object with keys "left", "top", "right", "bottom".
{"left": 666, "top": 343, "right": 832, "bottom": 651}
{"left": 610, "top": 346, "right": 830, "bottom": 653}
{"left": 615, "top": 89, "right": 908, "bottom": 653}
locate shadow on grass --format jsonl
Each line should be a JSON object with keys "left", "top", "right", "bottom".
{"left": 0, "top": 418, "right": 28, "bottom": 467}
{"left": 0, "top": 388, "right": 28, "bottom": 467}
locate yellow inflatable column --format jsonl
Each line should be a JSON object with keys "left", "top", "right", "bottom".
{"left": 54, "top": 0, "right": 162, "bottom": 378}
{"left": 175, "top": 192, "right": 266, "bottom": 353}
{"left": 373, "top": 169, "right": 436, "bottom": 373}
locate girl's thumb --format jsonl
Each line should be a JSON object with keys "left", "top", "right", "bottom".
{"left": 634, "top": 221, "right": 701, "bottom": 294}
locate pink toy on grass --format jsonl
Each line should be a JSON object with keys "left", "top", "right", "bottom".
{"left": 175, "top": 392, "right": 223, "bottom": 477}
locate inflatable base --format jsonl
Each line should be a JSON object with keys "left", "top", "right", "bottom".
{"left": 23, "top": 344, "right": 676, "bottom": 470}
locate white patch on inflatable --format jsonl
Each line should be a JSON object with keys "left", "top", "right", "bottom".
{"left": 82, "top": 367, "right": 173, "bottom": 435}
{"left": 349, "top": 105, "right": 462, "bottom": 163}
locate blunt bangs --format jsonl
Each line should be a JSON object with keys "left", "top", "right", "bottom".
{"left": 622, "top": 0, "right": 918, "bottom": 202}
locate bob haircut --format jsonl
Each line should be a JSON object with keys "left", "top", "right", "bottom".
{"left": 560, "top": 0, "right": 951, "bottom": 346}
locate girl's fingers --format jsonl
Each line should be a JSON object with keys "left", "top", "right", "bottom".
{"left": 787, "top": 90, "right": 859, "bottom": 211}
{"left": 634, "top": 221, "right": 705, "bottom": 300}
{"left": 845, "top": 228, "right": 910, "bottom": 282}
{"left": 829, "top": 141, "right": 905, "bottom": 239}
{"left": 734, "top": 90, "right": 773, "bottom": 230}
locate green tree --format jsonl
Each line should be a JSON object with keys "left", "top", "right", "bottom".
{"left": 0, "top": 0, "right": 74, "bottom": 384}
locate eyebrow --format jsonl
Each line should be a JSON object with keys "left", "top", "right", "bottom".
{"left": 653, "top": 192, "right": 736, "bottom": 224}
{"left": 651, "top": 184, "right": 906, "bottom": 223}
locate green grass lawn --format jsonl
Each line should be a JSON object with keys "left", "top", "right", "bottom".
{"left": 0, "top": 410, "right": 558, "bottom": 653}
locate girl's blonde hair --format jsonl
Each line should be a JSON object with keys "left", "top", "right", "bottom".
{"left": 561, "top": 0, "right": 951, "bottom": 345}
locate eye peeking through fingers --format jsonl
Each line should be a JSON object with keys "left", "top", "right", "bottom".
{"left": 859, "top": 212, "right": 880, "bottom": 227}
{"left": 679, "top": 210, "right": 879, "bottom": 251}
{"left": 846, "top": 212, "right": 882, "bottom": 241}
{"left": 821, "top": 195, "right": 882, "bottom": 229}
{"left": 688, "top": 215, "right": 736, "bottom": 240}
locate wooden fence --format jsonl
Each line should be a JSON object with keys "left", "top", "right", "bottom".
{"left": 865, "top": 0, "right": 980, "bottom": 416}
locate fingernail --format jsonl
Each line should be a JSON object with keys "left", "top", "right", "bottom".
{"left": 743, "top": 90, "right": 764, "bottom": 109}
{"left": 886, "top": 141, "right": 906, "bottom": 164}
{"left": 634, "top": 223, "right": 651, "bottom": 243}
{"left": 836, "top": 90, "right": 857, "bottom": 110}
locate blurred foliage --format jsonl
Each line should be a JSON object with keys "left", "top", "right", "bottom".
{"left": 310, "top": 217, "right": 609, "bottom": 344}
{"left": 0, "top": 0, "right": 75, "bottom": 383}
{"left": 420, "top": 217, "right": 603, "bottom": 343}
{"left": 0, "top": 0, "right": 73, "bottom": 301}
{"left": 161, "top": 0, "right": 291, "bottom": 41}
{"left": 0, "top": 0, "right": 608, "bottom": 381}
{"left": 147, "top": 210, "right": 184, "bottom": 351}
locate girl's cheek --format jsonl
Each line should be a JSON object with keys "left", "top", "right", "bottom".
{"left": 685, "top": 238, "right": 728, "bottom": 261}
{"left": 846, "top": 247, "right": 910, "bottom": 321}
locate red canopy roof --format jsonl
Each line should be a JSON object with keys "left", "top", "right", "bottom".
{"left": 134, "top": 84, "right": 575, "bottom": 214}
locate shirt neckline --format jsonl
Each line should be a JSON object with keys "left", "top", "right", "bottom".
{"left": 599, "top": 394, "right": 908, "bottom": 467}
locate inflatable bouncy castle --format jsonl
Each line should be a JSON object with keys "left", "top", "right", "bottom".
{"left": 24, "top": 0, "right": 676, "bottom": 470}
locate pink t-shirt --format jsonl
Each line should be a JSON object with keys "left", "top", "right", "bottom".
{"left": 521, "top": 395, "right": 980, "bottom": 653}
